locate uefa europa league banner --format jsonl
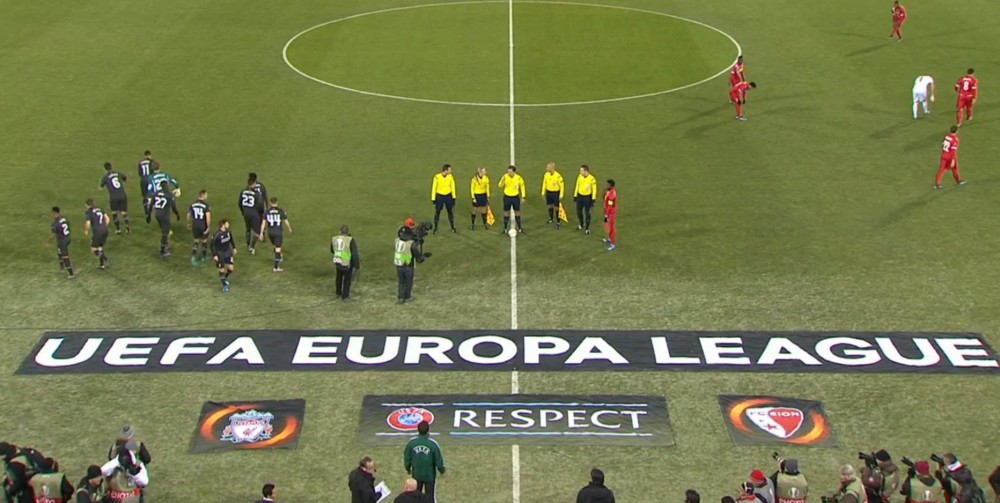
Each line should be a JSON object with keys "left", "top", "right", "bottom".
{"left": 190, "top": 399, "right": 306, "bottom": 453}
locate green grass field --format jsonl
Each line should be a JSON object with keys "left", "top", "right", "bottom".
{"left": 2, "top": 0, "right": 1000, "bottom": 501}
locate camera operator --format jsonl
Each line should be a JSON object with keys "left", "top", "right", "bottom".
{"left": 28, "top": 457, "right": 73, "bottom": 503}
{"left": 394, "top": 218, "right": 430, "bottom": 304}
{"left": 863, "top": 450, "right": 900, "bottom": 503}
{"left": 74, "top": 465, "right": 108, "bottom": 503}
{"left": 900, "top": 460, "right": 943, "bottom": 503}
{"left": 988, "top": 466, "right": 1000, "bottom": 503}
{"left": 107, "top": 426, "right": 151, "bottom": 466}
{"left": 858, "top": 452, "right": 888, "bottom": 503}
{"left": 827, "top": 465, "right": 866, "bottom": 503}
{"left": 750, "top": 469, "right": 776, "bottom": 503}
{"left": 933, "top": 453, "right": 985, "bottom": 503}
{"left": 771, "top": 454, "right": 808, "bottom": 503}
{"left": 101, "top": 440, "right": 148, "bottom": 503}
{"left": 1, "top": 442, "right": 45, "bottom": 503}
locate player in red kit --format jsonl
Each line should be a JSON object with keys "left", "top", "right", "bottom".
{"left": 730, "top": 81, "right": 757, "bottom": 120}
{"left": 729, "top": 55, "right": 745, "bottom": 103}
{"left": 602, "top": 179, "right": 617, "bottom": 251}
{"left": 890, "top": 1, "right": 906, "bottom": 41}
{"left": 934, "top": 125, "right": 965, "bottom": 189}
{"left": 955, "top": 68, "right": 978, "bottom": 126}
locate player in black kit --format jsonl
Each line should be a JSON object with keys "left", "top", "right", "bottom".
{"left": 137, "top": 151, "right": 158, "bottom": 216}
{"left": 187, "top": 190, "right": 212, "bottom": 266}
{"left": 83, "top": 199, "right": 111, "bottom": 269}
{"left": 151, "top": 181, "right": 180, "bottom": 257}
{"left": 49, "top": 207, "right": 75, "bottom": 279}
{"left": 238, "top": 179, "right": 263, "bottom": 255}
{"left": 259, "top": 197, "right": 292, "bottom": 272}
{"left": 249, "top": 172, "right": 268, "bottom": 218}
{"left": 211, "top": 219, "right": 237, "bottom": 292}
{"left": 99, "top": 162, "right": 130, "bottom": 234}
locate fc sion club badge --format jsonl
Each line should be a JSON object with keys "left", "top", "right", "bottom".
{"left": 718, "top": 395, "right": 838, "bottom": 447}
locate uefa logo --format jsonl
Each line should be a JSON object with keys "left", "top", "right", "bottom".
{"left": 386, "top": 407, "right": 435, "bottom": 431}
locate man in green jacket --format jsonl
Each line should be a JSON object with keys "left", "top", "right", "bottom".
{"left": 404, "top": 421, "right": 445, "bottom": 501}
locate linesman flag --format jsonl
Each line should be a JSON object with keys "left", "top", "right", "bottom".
{"left": 486, "top": 206, "right": 496, "bottom": 226}
{"left": 558, "top": 203, "right": 569, "bottom": 223}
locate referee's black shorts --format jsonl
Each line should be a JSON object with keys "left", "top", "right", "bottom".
{"left": 503, "top": 195, "right": 521, "bottom": 212}
{"left": 434, "top": 195, "right": 455, "bottom": 210}
{"left": 472, "top": 194, "right": 488, "bottom": 208}
{"left": 576, "top": 196, "right": 594, "bottom": 209}
{"left": 545, "top": 191, "right": 560, "bottom": 206}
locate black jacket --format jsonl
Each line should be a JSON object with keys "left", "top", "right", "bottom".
{"left": 394, "top": 490, "right": 431, "bottom": 503}
{"left": 577, "top": 482, "right": 616, "bottom": 503}
{"left": 348, "top": 468, "right": 377, "bottom": 503}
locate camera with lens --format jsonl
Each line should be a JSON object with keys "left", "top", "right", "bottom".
{"left": 901, "top": 457, "right": 915, "bottom": 468}
{"left": 773, "top": 451, "right": 783, "bottom": 462}
{"left": 859, "top": 452, "right": 878, "bottom": 468}
{"left": 821, "top": 496, "right": 832, "bottom": 503}
{"left": 930, "top": 454, "right": 945, "bottom": 465}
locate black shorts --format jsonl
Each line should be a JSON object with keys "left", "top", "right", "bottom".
{"left": 472, "top": 194, "right": 488, "bottom": 208}
{"left": 215, "top": 254, "right": 234, "bottom": 268}
{"left": 267, "top": 232, "right": 283, "bottom": 247}
{"left": 155, "top": 213, "right": 171, "bottom": 234}
{"left": 434, "top": 195, "right": 455, "bottom": 210}
{"left": 91, "top": 230, "right": 108, "bottom": 248}
{"left": 110, "top": 195, "right": 128, "bottom": 212}
{"left": 545, "top": 191, "right": 560, "bottom": 206}
{"left": 503, "top": 195, "right": 521, "bottom": 211}
{"left": 192, "top": 223, "right": 208, "bottom": 240}
{"left": 139, "top": 178, "right": 150, "bottom": 198}
{"left": 56, "top": 239, "right": 70, "bottom": 256}
{"left": 577, "top": 197, "right": 594, "bottom": 209}
{"left": 243, "top": 211, "right": 261, "bottom": 232}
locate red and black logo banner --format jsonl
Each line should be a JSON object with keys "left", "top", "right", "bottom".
{"left": 191, "top": 399, "right": 305, "bottom": 453}
{"left": 718, "top": 395, "right": 837, "bottom": 447}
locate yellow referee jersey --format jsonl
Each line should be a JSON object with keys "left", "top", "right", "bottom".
{"left": 541, "top": 171, "right": 564, "bottom": 199}
{"left": 470, "top": 174, "right": 490, "bottom": 197}
{"left": 499, "top": 173, "right": 526, "bottom": 198}
{"left": 431, "top": 172, "right": 456, "bottom": 201}
{"left": 574, "top": 173, "right": 598, "bottom": 200}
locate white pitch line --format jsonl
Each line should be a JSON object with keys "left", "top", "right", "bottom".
{"left": 508, "top": 1, "right": 521, "bottom": 502}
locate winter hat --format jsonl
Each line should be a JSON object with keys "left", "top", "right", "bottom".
{"left": 120, "top": 425, "right": 135, "bottom": 439}
{"left": 86, "top": 465, "right": 103, "bottom": 479}
{"left": 0, "top": 443, "right": 15, "bottom": 458}
{"left": 404, "top": 218, "right": 415, "bottom": 228}
{"left": 750, "top": 469, "right": 767, "bottom": 484}
{"left": 875, "top": 449, "right": 891, "bottom": 462}
{"left": 784, "top": 459, "right": 799, "bottom": 474}
{"left": 591, "top": 468, "right": 605, "bottom": 485}
{"left": 722, "top": 497, "right": 736, "bottom": 503}
{"left": 915, "top": 461, "right": 930, "bottom": 476}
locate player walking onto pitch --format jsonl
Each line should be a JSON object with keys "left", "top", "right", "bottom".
{"left": 574, "top": 165, "right": 598, "bottom": 234}
{"left": 238, "top": 178, "right": 263, "bottom": 255}
{"left": 470, "top": 167, "right": 492, "bottom": 230}
{"left": 498, "top": 165, "right": 526, "bottom": 234}
{"left": 211, "top": 219, "right": 237, "bottom": 292}
{"left": 49, "top": 206, "right": 75, "bottom": 279}
{"left": 259, "top": 197, "right": 292, "bottom": 272}
{"left": 541, "top": 162, "right": 565, "bottom": 228}
{"left": 431, "top": 164, "right": 458, "bottom": 234}
{"left": 955, "top": 68, "right": 978, "bottom": 127}
{"left": 729, "top": 55, "right": 746, "bottom": 103}
{"left": 912, "top": 75, "right": 935, "bottom": 119}
{"left": 187, "top": 190, "right": 212, "bottom": 265}
{"left": 731, "top": 81, "right": 757, "bottom": 120}
{"left": 145, "top": 163, "right": 179, "bottom": 223}
{"left": 890, "top": 1, "right": 906, "bottom": 41}
{"left": 934, "top": 126, "right": 965, "bottom": 189}
{"left": 137, "top": 151, "right": 158, "bottom": 217}
{"left": 602, "top": 179, "right": 618, "bottom": 251}
{"left": 83, "top": 199, "right": 111, "bottom": 269}
{"left": 152, "top": 180, "right": 181, "bottom": 257}
{"left": 100, "top": 162, "right": 130, "bottom": 235}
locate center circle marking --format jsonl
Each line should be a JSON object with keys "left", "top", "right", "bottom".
{"left": 281, "top": 1, "right": 742, "bottom": 107}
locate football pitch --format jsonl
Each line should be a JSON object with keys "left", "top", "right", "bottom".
{"left": 2, "top": 0, "right": 1000, "bottom": 501}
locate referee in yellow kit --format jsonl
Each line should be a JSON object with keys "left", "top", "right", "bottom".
{"left": 574, "top": 164, "right": 598, "bottom": 234}
{"left": 470, "top": 167, "right": 491, "bottom": 230}
{"left": 541, "top": 162, "right": 565, "bottom": 229}
{"left": 430, "top": 164, "right": 457, "bottom": 234}
{"left": 498, "top": 165, "right": 526, "bottom": 234}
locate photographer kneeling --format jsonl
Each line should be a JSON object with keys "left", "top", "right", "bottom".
{"left": 101, "top": 440, "right": 148, "bottom": 503}
{"left": 395, "top": 218, "right": 430, "bottom": 304}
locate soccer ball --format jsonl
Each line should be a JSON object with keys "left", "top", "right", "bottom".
{"left": 172, "top": 188, "right": 182, "bottom": 198}
{"left": 508, "top": 228, "right": 517, "bottom": 238}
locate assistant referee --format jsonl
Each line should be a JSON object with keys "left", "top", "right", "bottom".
{"left": 430, "top": 164, "right": 457, "bottom": 234}
{"left": 498, "top": 165, "right": 526, "bottom": 234}
{"left": 574, "top": 164, "right": 598, "bottom": 234}
{"left": 470, "top": 167, "right": 491, "bottom": 230}
{"left": 541, "top": 162, "right": 564, "bottom": 229}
